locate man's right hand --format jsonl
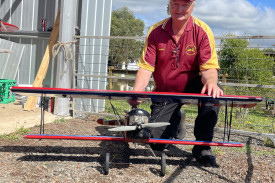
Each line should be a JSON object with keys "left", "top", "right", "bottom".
{"left": 127, "top": 98, "right": 142, "bottom": 108}
{"left": 128, "top": 68, "right": 152, "bottom": 107}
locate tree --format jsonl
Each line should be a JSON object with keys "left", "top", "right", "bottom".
{"left": 219, "top": 34, "right": 275, "bottom": 96}
{"left": 109, "top": 7, "right": 145, "bottom": 67}
{"left": 263, "top": 48, "right": 275, "bottom": 75}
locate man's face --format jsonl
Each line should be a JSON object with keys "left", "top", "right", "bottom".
{"left": 170, "top": 0, "right": 194, "bottom": 21}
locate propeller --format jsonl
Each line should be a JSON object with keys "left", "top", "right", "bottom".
{"left": 108, "top": 122, "right": 170, "bottom": 132}
{"left": 142, "top": 122, "right": 170, "bottom": 128}
{"left": 108, "top": 126, "right": 137, "bottom": 132}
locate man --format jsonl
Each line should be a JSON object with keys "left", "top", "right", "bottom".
{"left": 129, "top": 0, "right": 223, "bottom": 167}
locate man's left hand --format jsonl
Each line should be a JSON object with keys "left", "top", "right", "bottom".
{"left": 201, "top": 81, "right": 223, "bottom": 98}
{"left": 201, "top": 69, "right": 224, "bottom": 98}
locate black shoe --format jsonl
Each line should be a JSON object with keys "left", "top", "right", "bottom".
{"left": 149, "top": 143, "right": 166, "bottom": 151}
{"left": 192, "top": 146, "right": 220, "bottom": 168}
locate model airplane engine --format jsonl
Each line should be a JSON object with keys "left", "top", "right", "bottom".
{"left": 126, "top": 109, "right": 151, "bottom": 139}
{"left": 127, "top": 109, "right": 150, "bottom": 126}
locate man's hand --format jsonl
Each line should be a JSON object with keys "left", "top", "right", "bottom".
{"left": 201, "top": 69, "right": 224, "bottom": 98}
{"left": 127, "top": 68, "right": 152, "bottom": 107}
{"left": 201, "top": 81, "right": 223, "bottom": 98}
{"left": 127, "top": 98, "right": 142, "bottom": 108}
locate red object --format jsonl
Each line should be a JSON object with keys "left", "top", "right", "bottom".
{"left": 50, "top": 97, "right": 54, "bottom": 113}
{"left": 0, "top": 20, "right": 19, "bottom": 32}
{"left": 25, "top": 134, "right": 125, "bottom": 142}
{"left": 130, "top": 138, "right": 244, "bottom": 147}
{"left": 41, "top": 19, "right": 46, "bottom": 31}
{"left": 97, "top": 118, "right": 121, "bottom": 126}
{"left": 24, "top": 134, "right": 243, "bottom": 147}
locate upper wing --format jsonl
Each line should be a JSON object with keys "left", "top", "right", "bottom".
{"left": 11, "top": 86, "right": 262, "bottom": 108}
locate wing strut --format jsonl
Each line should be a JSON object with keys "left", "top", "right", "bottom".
{"left": 40, "top": 94, "right": 46, "bottom": 134}
{"left": 109, "top": 98, "right": 124, "bottom": 126}
{"left": 223, "top": 101, "right": 234, "bottom": 142}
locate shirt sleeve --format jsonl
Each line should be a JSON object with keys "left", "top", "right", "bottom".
{"left": 198, "top": 24, "right": 220, "bottom": 71}
{"left": 137, "top": 28, "right": 157, "bottom": 72}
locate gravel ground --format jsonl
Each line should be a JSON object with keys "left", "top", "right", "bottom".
{"left": 0, "top": 118, "right": 274, "bottom": 183}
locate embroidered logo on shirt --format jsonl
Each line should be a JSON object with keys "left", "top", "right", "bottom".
{"left": 159, "top": 48, "right": 165, "bottom": 51}
{"left": 186, "top": 44, "right": 197, "bottom": 56}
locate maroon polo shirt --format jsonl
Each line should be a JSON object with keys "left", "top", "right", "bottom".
{"left": 138, "top": 16, "right": 219, "bottom": 92}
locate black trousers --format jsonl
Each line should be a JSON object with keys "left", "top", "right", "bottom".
{"left": 150, "top": 76, "right": 222, "bottom": 151}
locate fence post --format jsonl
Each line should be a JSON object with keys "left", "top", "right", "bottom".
{"left": 108, "top": 66, "right": 114, "bottom": 90}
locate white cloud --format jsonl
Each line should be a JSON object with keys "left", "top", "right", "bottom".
{"left": 193, "top": 0, "right": 275, "bottom": 36}
{"left": 112, "top": 0, "right": 275, "bottom": 36}
{"left": 112, "top": 0, "right": 168, "bottom": 26}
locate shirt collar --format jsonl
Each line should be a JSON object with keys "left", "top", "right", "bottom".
{"left": 162, "top": 16, "right": 194, "bottom": 33}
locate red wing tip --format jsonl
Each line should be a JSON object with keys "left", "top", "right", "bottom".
{"left": 97, "top": 118, "right": 104, "bottom": 124}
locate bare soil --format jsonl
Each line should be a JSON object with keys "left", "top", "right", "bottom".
{"left": 0, "top": 115, "right": 274, "bottom": 183}
{"left": 0, "top": 101, "right": 58, "bottom": 135}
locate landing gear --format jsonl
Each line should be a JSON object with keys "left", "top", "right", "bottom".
{"left": 160, "top": 152, "right": 166, "bottom": 176}
{"left": 103, "top": 151, "right": 166, "bottom": 176}
{"left": 104, "top": 153, "right": 110, "bottom": 175}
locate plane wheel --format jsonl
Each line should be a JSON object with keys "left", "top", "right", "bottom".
{"left": 160, "top": 152, "right": 166, "bottom": 177}
{"left": 104, "top": 153, "right": 110, "bottom": 175}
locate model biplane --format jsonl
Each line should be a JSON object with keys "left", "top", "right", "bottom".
{"left": 11, "top": 86, "right": 262, "bottom": 176}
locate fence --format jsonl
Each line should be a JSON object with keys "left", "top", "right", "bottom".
{"left": 73, "top": 35, "right": 275, "bottom": 135}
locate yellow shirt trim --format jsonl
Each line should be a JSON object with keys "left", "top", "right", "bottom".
{"left": 194, "top": 17, "right": 220, "bottom": 71}
{"left": 138, "top": 19, "right": 169, "bottom": 72}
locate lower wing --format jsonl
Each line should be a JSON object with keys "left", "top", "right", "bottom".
{"left": 25, "top": 134, "right": 243, "bottom": 147}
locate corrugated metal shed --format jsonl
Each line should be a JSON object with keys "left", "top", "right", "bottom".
{"left": 0, "top": 0, "right": 60, "bottom": 31}
{"left": 74, "top": 0, "right": 113, "bottom": 115}
{"left": 1, "top": 0, "right": 113, "bottom": 116}
{"left": 0, "top": 0, "right": 60, "bottom": 86}
{"left": 0, "top": 38, "right": 25, "bottom": 80}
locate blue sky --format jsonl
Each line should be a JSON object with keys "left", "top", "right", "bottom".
{"left": 112, "top": 0, "right": 275, "bottom": 37}
{"left": 249, "top": 0, "right": 275, "bottom": 8}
